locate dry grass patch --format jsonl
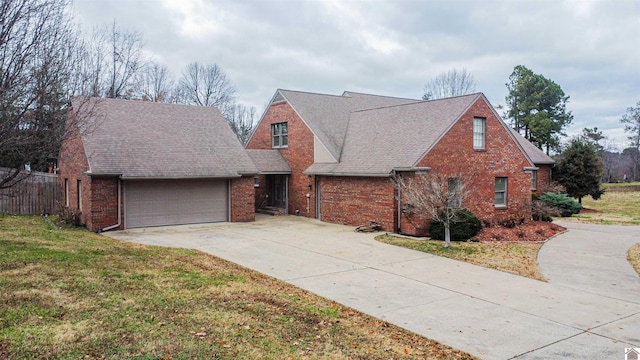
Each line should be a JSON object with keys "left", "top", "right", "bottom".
{"left": 629, "top": 243, "right": 640, "bottom": 277}
{"left": 376, "top": 235, "right": 546, "bottom": 281}
{"left": 0, "top": 215, "right": 475, "bottom": 360}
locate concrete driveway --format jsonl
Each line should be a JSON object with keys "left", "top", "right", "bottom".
{"left": 105, "top": 215, "right": 640, "bottom": 360}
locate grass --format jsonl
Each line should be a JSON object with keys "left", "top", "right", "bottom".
{"left": 567, "top": 183, "right": 640, "bottom": 225}
{"left": 0, "top": 215, "right": 475, "bottom": 360}
{"left": 375, "top": 235, "right": 545, "bottom": 281}
{"left": 629, "top": 243, "right": 640, "bottom": 277}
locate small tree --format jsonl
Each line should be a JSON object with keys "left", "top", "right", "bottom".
{"left": 553, "top": 138, "right": 604, "bottom": 203}
{"left": 393, "top": 172, "right": 473, "bottom": 247}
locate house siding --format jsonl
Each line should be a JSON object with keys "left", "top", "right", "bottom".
{"left": 247, "top": 101, "right": 317, "bottom": 218}
{"left": 401, "top": 98, "right": 532, "bottom": 235}
{"left": 319, "top": 176, "right": 396, "bottom": 231}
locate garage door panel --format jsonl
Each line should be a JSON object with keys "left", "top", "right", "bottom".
{"left": 125, "top": 179, "right": 228, "bottom": 228}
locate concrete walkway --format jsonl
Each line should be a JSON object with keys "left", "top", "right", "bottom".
{"left": 105, "top": 216, "right": 640, "bottom": 360}
{"left": 538, "top": 221, "right": 640, "bottom": 304}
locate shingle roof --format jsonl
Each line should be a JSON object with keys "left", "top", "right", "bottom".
{"left": 305, "top": 94, "right": 481, "bottom": 175}
{"left": 507, "top": 127, "right": 556, "bottom": 165}
{"left": 277, "top": 90, "right": 420, "bottom": 161}
{"left": 246, "top": 150, "right": 291, "bottom": 174}
{"left": 74, "top": 97, "right": 258, "bottom": 178}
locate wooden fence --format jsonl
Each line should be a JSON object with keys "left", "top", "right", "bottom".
{"left": 0, "top": 170, "right": 61, "bottom": 215}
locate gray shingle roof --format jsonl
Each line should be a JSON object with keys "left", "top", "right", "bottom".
{"left": 507, "top": 127, "right": 556, "bottom": 165}
{"left": 277, "top": 90, "right": 420, "bottom": 161}
{"left": 246, "top": 150, "right": 291, "bottom": 174}
{"left": 74, "top": 97, "right": 258, "bottom": 178}
{"left": 305, "top": 94, "right": 480, "bottom": 175}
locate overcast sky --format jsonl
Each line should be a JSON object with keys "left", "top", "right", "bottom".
{"left": 72, "top": 0, "right": 640, "bottom": 150}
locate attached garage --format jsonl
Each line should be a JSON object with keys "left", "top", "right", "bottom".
{"left": 125, "top": 179, "right": 229, "bottom": 228}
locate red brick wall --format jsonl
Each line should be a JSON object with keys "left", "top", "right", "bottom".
{"left": 58, "top": 112, "right": 121, "bottom": 232}
{"left": 89, "top": 177, "right": 121, "bottom": 231}
{"left": 535, "top": 165, "right": 553, "bottom": 194}
{"left": 231, "top": 176, "right": 255, "bottom": 222}
{"left": 405, "top": 97, "right": 533, "bottom": 233}
{"left": 247, "top": 101, "right": 317, "bottom": 217}
{"left": 57, "top": 114, "right": 92, "bottom": 227}
{"left": 318, "top": 176, "right": 397, "bottom": 231}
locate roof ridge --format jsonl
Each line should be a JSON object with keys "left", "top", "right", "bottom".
{"left": 352, "top": 93, "right": 481, "bottom": 114}
{"left": 278, "top": 88, "right": 346, "bottom": 98}
{"left": 341, "top": 90, "right": 421, "bottom": 101}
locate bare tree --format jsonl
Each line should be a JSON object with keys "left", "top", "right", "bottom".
{"left": 137, "top": 61, "right": 174, "bottom": 102}
{"left": 620, "top": 101, "right": 640, "bottom": 181}
{"left": 422, "top": 68, "right": 476, "bottom": 100}
{"left": 226, "top": 103, "right": 257, "bottom": 145}
{"left": 177, "top": 62, "right": 236, "bottom": 113}
{"left": 0, "top": 0, "right": 86, "bottom": 189}
{"left": 393, "top": 172, "right": 473, "bottom": 247}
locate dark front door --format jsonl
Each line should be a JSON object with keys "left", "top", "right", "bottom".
{"left": 267, "top": 175, "right": 287, "bottom": 208}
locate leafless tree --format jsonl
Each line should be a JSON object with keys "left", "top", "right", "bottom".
{"left": 177, "top": 62, "right": 236, "bottom": 114}
{"left": 393, "top": 172, "right": 473, "bottom": 247}
{"left": 422, "top": 68, "right": 476, "bottom": 100}
{"left": 137, "top": 61, "right": 174, "bottom": 102}
{"left": 226, "top": 103, "right": 257, "bottom": 145}
{"left": 620, "top": 101, "right": 640, "bottom": 181}
{"left": 0, "top": 0, "right": 90, "bottom": 190}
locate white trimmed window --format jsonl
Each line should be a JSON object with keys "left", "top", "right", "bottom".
{"left": 447, "top": 177, "right": 462, "bottom": 208}
{"left": 531, "top": 170, "right": 538, "bottom": 190}
{"left": 473, "top": 117, "right": 486, "bottom": 149}
{"left": 272, "top": 122, "right": 288, "bottom": 148}
{"left": 77, "top": 180, "right": 82, "bottom": 211}
{"left": 64, "top": 178, "right": 69, "bottom": 206}
{"left": 495, "top": 177, "right": 507, "bottom": 206}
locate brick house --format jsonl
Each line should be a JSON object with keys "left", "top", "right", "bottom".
{"left": 246, "top": 89, "right": 555, "bottom": 235}
{"left": 58, "top": 97, "right": 258, "bottom": 232}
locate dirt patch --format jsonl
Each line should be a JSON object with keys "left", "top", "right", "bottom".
{"left": 471, "top": 221, "right": 566, "bottom": 242}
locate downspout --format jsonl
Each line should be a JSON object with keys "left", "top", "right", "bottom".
{"left": 394, "top": 170, "right": 402, "bottom": 234}
{"left": 100, "top": 178, "right": 122, "bottom": 232}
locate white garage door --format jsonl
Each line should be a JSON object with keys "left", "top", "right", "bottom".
{"left": 125, "top": 179, "right": 228, "bottom": 228}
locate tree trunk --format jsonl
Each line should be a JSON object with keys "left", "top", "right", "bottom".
{"left": 444, "top": 222, "right": 451, "bottom": 248}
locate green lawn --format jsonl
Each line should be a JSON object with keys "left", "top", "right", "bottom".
{"left": 568, "top": 183, "right": 640, "bottom": 225}
{"left": 0, "top": 215, "right": 474, "bottom": 359}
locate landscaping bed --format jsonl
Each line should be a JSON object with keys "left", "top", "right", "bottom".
{"left": 471, "top": 221, "right": 566, "bottom": 242}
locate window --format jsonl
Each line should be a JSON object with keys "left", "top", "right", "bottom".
{"left": 495, "top": 177, "right": 507, "bottom": 206}
{"left": 64, "top": 178, "right": 69, "bottom": 206}
{"left": 473, "top": 117, "right": 485, "bottom": 149}
{"left": 77, "top": 180, "right": 82, "bottom": 211}
{"left": 254, "top": 176, "right": 260, "bottom": 188}
{"left": 272, "top": 122, "right": 288, "bottom": 148}
{"left": 531, "top": 170, "right": 538, "bottom": 190}
{"left": 447, "top": 177, "right": 462, "bottom": 208}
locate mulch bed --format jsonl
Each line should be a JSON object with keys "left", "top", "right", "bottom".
{"left": 471, "top": 221, "right": 566, "bottom": 242}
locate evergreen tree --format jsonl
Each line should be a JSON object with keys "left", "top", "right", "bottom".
{"left": 505, "top": 65, "right": 573, "bottom": 154}
{"left": 553, "top": 138, "right": 605, "bottom": 203}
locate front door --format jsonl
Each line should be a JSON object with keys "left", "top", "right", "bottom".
{"left": 268, "top": 175, "right": 287, "bottom": 208}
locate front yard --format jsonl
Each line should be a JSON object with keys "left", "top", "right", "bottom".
{"left": 378, "top": 184, "right": 640, "bottom": 281}
{"left": 0, "top": 215, "right": 474, "bottom": 360}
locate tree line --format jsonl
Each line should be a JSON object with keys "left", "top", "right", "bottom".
{"left": 0, "top": 0, "right": 255, "bottom": 190}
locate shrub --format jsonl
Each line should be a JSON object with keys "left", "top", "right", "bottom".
{"left": 531, "top": 200, "right": 561, "bottom": 222}
{"left": 58, "top": 206, "right": 82, "bottom": 226}
{"left": 428, "top": 208, "right": 483, "bottom": 240}
{"left": 538, "top": 192, "right": 582, "bottom": 217}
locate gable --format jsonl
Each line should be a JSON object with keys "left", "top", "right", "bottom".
{"left": 306, "top": 94, "right": 480, "bottom": 176}
{"left": 74, "top": 97, "right": 257, "bottom": 178}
